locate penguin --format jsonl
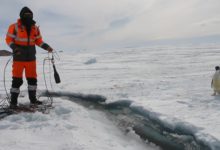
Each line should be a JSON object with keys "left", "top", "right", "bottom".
{"left": 211, "top": 66, "right": 220, "bottom": 96}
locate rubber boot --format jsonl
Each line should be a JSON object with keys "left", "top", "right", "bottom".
{"left": 28, "top": 90, "right": 42, "bottom": 105}
{"left": 10, "top": 92, "right": 19, "bottom": 109}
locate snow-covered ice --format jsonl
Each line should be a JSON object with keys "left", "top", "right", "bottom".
{"left": 1, "top": 44, "right": 220, "bottom": 149}
{"left": 0, "top": 96, "right": 158, "bottom": 150}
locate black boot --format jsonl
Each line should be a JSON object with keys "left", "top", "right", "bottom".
{"left": 10, "top": 92, "right": 19, "bottom": 109}
{"left": 28, "top": 90, "right": 42, "bottom": 105}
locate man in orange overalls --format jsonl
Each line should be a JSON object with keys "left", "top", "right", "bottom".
{"left": 6, "top": 7, "right": 53, "bottom": 108}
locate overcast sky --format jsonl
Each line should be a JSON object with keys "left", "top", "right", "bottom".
{"left": 1, "top": 0, "right": 220, "bottom": 51}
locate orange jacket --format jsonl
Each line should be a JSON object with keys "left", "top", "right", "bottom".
{"left": 6, "top": 19, "right": 50, "bottom": 61}
{"left": 6, "top": 19, "right": 44, "bottom": 47}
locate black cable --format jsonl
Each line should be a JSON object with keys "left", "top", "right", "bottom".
{"left": 1, "top": 56, "right": 13, "bottom": 109}
{"left": 49, "top": 54, "right": 54, "bottom": 91}
{"left": 4, "top": 56, "right": 12, "bottom": 102}
{"left": 42, "top": 56, "right": 53, "bottom": 106}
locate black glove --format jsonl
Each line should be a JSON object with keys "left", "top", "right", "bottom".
{"left": 41, "top": 43, "right": 53, "bottom": 52}
{"left": 47, "top": 46, "right": 53, "bottom": 52}
{"left": 10, "top": 43, "right": 22, "bottom": 55}
{"left": 13, "top": 47, "right": 22, "bottom": 55}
